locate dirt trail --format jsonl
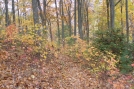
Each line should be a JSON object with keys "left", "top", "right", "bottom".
{"left": 0, "top": 53, "right": 133, "bottom": 89}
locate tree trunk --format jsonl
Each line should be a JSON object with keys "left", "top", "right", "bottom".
{"left": 32, "top": 0, "right": 39, "bottom": 24}
{"left": 37, "top": 0, "right": 45, "bottom": 26}
{"left": 5, "top": 0, "right": 9, "bottom": 26}
{"left": 61, "top": 0, "right": 65, "bottom": 46}
{"left": 106, "top": 0, "right": 110, "bottom": 29}
{"left": 12, "top": 0, "right": 15, "bottom": 24}
{"left": 17, "top": 0, "right": 20, "bottom": 26}
{"left": 65, "top": 0, "right": 72, "bottom": 37}
{"left": 86, "top": 1, "right": 89, "bottom": 43}
{"left": 121, "top": 0, "right": 123, "bottom": 33}
{"left": 68, "top": 4, "right": 72, "bottom": 37}
{"left": 109, "top": 0, "right": 115, "bottom": 29}
{"left": 55, "top": 0, "right": 60, "bottom": 43}
{"left": 43, "top": 0, "right": 47, "bottom": 26}
{"left": 78, "top": 0, "right": 83, "bottom": 39}
{"left": 74, "top": 0, "right": 77, "bottom": 36}
{"left": 126, "top": 0, "right": 129, "bottom": 43}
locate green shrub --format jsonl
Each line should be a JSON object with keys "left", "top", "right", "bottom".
{"left": 119, "top": 46, "right": 133, "bottom": 74}
{"left": 93, "top": 28, "right": 133, "bottom": 73}
{"left": 94, "top": 28, "right": 126, "bottom": 55}
{"left": 65, "top": 36, "right": 77, "bottom": 46}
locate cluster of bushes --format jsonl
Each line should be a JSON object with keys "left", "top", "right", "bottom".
{"left": 65, "top": 28, "right": 134, "bottom": 74}
{"left": 93, "top": 28, "right": 134, "bottom": 73}
{"left": 0, "top": 24, "right": 48, "bottom": 61}
{"left": 64, "top": 36, "right": 117, "bottom": 75}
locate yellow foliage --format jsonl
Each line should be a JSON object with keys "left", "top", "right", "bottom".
{"left": 20, "top": 35, "right": 34, "bottom": 45}
{"left": 64, "top": 36, "right": 117, "bottom": 73}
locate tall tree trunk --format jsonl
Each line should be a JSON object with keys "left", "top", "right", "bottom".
{"left": 86, "top": 1, "right": 89, "bottom": 43}
{"left": 17, "top": 0, "right": 20, "bottom": 26}
{"left": 125, "top": 0, "right": 129, "bottom": 43}
{"left": 5, "top": 0, "right": 9, "bottom": 26}
{"left": 61, "top": 0, "right": 65, "bottom": 46}
{"left": 65, "top": 0, "right": 72, "bottom": 37}
{"left": 81, "top": 0, "right": 84, "bottom": 38}
{"left": 32, "top": 0, "right": 39, "bottom": 24}
{"left": 55, "top": 0, "right": 60, "bottom": 43}
{"left": 74, "top": 0, "right": 77, "bottom": 36}
{"left": 37, "top": 0, "right": 45, "bottom": 26}
{"left": 43, "top": 0, "right": 47, "bottom": 26}
{"left": 68, "top": 4, "right": 72, "bottom": 37}
{"left": 78, "top": 0, "right": 83, "bottom": 39}
{"left": 12, "top": 0, "right": 15, "bottom": 24}
{"left": 106, "top": 0, "right": 110, "bottom": 29}
{"left": 121, "top": 0, "right": 123, "bottom": 33}
{"left": 109, "top": 0, "right": 115, "bottom": 29}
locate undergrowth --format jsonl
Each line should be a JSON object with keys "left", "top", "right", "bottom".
{"left": 0, "top": 24, "right": 134, "bottom": 88}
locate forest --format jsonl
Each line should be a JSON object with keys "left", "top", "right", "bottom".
{"left": 0, "top": 0, "right": 134, "bottom": 88}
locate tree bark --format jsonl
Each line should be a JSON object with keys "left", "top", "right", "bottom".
{"left": 74, "top": 0, "right": 77, "bottom": 36}
{"left": 121, "top": 0, "right": 123, "bottom": 33}
{"left": 32, "top": 0, "right": 39, "bottom": 24}
{"left": 65, "top": 0, "right": 72, "bottom": 37}
{"left": 68, "top": 4, "right": 72, "bottom": 37}
{"left": 55, "top": 0, "right": 60, "bottom": 43}
{"left": 86, "top": 1, "right": 89, "bottom": 43}
{"left": 109, "top": 0, "right": 115, "bottom": 29}
{"left": 37, "top": 0, "right": 45, "bottom": 26}
{"left": 61, "top": 0, "right": 65, "bottom": 46}
{"left": 106, "top": 0, "right": 110, "bottom": 29}
{"left": 5, "top": 0, "right": 9, "bottom": 26}
{"left": 43, "top": 0, "right": 47, "bottom": 26}
{"left": 126, "top": 0, "right": 129, "bottom": 43}
{"left": 77, "top": 0, "right": 83, "bottom": 39}
{"left": 12, "top": 0, "right": 15, "bottom": 24}
{"left": 17, "top": 0, "right": 20, "bottom": 26}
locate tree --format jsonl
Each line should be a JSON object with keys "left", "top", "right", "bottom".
{"left": 66, "top": 0, "right": 72, "bottom": 37}
{"left": 74, "top": 0, "right": 77, "bottom": 36}
{"left": 55, "top": 0, "right": 60, "bottom": 43}
{"left": 109, "top": 0, "right": 115, "bottom": 29}
{"left": 125, "top": 0, "right": 129, "bottom": 43}
{"left": 17, "top": 0, "right": 20, "bottom": 26}
{"left": 120, "top": 0, "right": 123, "bottom": 32}
{"left": 37, "top": 0, "right": 45, "bottom": 26}
{"left": 61, "top": 0, "right": 65, "bottom": 46}
{"left": 106, "top": 0, "right": 110, "bottom": 28}
{"left": 77, "top": 0, "right": 83, "bottom": 39}
{"left": 12, "top": 0, "right": 15, "bottom": 24}
{"left": 5, "top": 0, "right": 10, "bottom": 26}
{"left": 85, "top": 0, "right": 89, "bottom": 42}
{"left": 32, "top": 0, "right": 39, "bottom": 24}
{"left": 43, "top": 0, "right": 47, "bottom": 26}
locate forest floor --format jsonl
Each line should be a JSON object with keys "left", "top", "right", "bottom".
{"left": 0, "top": 44, "right": 134, "bottom": 89}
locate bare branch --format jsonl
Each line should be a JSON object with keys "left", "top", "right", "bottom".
{"left": 115, "top": 0, "right": 121, "bottom": 6}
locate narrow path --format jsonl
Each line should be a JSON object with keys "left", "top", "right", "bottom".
{"left": 0, "top": 52, "right": 133, "bottom": 89}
